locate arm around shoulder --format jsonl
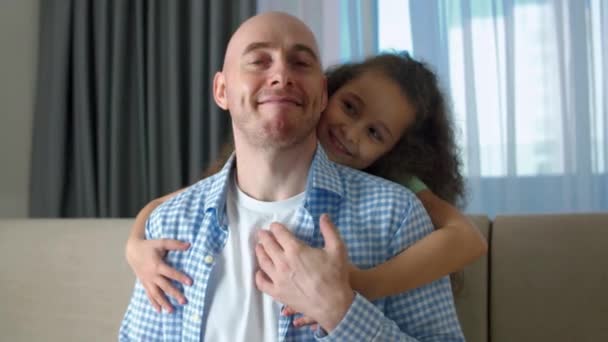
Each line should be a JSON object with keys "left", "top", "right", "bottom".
{"left": 323, "top": 201, "right": 465, "bottom": 341}
{"left": 351, "top": 189, "right": 487, "bottom": 300}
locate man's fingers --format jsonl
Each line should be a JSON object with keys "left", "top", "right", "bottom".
{"left": 319, "top": 214, "right": 344, "bottom": 253}
{"left": 159, "top": 263, "right": 192, "bottom": 286}
{"left": 255, "top": 244, "right": 275, "bottom": 276}
{"left": 257, "top": 229, "right": 284, "bottom": 262}
{"left": 269, "top": 222, "right": 300, "bottom": 251}
{"left": 158, "top": 239, "right": 191, "bottom": 252}
{"left": 254, "top": 269, "right": 274, "bottom": 295}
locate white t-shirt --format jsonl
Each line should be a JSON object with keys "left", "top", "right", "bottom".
{"left": 203, "top": 175, "right": 305, "bottom": 342}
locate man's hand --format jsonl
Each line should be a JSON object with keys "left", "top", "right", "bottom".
{"left": 255, "top": 214, "right": 355, "bottom": 332}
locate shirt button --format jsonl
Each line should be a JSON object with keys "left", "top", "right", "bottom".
{"left": 191, "top": 313, "right": 202, "bottom": 323}
{"left": 204, "top": 255, "right": 214, "bottom": 264}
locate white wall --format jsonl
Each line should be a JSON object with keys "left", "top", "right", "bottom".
{"left": 0, "top": 0, "right": 38, "bottom": 217}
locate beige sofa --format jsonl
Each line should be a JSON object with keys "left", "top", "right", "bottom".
{"left": 1, "top": 214, "right": 607, "bottom": 341}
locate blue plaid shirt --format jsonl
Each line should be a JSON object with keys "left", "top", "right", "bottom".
{"left": 119, "top": 146, "right": 464, "bottom": 341}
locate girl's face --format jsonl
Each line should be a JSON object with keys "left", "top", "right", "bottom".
{"left": 317, "top": 71, "right": 415, "bottom": 170}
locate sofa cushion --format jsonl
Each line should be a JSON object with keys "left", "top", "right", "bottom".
{"left": 491, "top": 213, "right": 608, "bottom": 342}
{"left": 1, "top": 216, "right": 494, "bottom": 341}
{"left": 454, "top": 215, "right": 490, "bottom": 342}
{"left": 0, "top": 219, "right": 135, "bottom": 342}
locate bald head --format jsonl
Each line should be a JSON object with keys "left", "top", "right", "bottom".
{"left": 212, "top": 11, "right": 327, "bottom": 153}
{"left": 222, "top": 12, "right": 321, "bottom": 72}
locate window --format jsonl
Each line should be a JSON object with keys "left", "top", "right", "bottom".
{"left": 377, "top": 0, "right": 606, "bottom": 178}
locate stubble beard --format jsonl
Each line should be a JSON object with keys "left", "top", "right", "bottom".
{"left": 234, "top": 110, "right": 319, "bottom": 151}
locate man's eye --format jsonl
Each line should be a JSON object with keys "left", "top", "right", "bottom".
{"left": 248, "top": 56, "right": 271, "bottom": 66}
{"left": 294, "top": 60, "right": 310, "bottom": 67}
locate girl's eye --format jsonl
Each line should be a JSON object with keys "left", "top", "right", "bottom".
{"left": 368, "top": 127, "right": 383, "bottom": 142}
{"left": 343, "top": 100, "right": 356, "bottom": 115}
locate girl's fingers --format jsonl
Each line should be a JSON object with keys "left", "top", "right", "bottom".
{"left": 143, "top": 285, "right": 162, "bottom": 313}
{"left": 293, "top": 316, "right": 318, "bottom": 328}
{"left": 158, "top": 239, "right": 191, "bottom": 252}
{"left": 145, "top": 281, "right": 174, "bottom": 313}
{"left": 282, "top": 306, "right": 297, "bottom": 316}
{"left": 159, "top": 263, "right": 192, "bottom": 286}
{"left": 156, "top": 276, "right": 187, "bottom": 305}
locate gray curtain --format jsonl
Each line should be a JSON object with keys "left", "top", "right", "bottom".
{"left": 29, "top": 0, "right": 255, "bottom": 217}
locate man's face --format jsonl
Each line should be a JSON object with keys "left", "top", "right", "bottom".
{"left": 214, "top": 13, "right": 327, "bottom": 150}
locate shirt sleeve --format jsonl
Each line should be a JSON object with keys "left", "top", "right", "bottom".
{"left": 403, "top": 176, "right": 428, "bottom": 194}
{"left": 315, "top": 197, "right": 465, "bottom": 341}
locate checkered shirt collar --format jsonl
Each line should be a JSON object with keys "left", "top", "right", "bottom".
{"left": 201, "top": 143, "right": 344, "bottom": 214}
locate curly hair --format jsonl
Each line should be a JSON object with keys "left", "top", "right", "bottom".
{"left": 203, "top": 52, "right": 465, "bottom": 207}
{"left": 326, "top": 52, "right": 466, "bottom": 207}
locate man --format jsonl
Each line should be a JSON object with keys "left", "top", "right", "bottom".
{"left": 119, "top": 12, "right": 464, "bottom": 341}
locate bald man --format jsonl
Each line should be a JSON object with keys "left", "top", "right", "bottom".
{"left": 119, "top": 12, "right": 464, "bottom": 341}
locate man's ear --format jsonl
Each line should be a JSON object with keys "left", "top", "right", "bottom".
{"left": 213, "top": 71, "right": 228, "bottom": 110}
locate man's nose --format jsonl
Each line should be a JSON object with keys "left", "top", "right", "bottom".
{"left": 269, "top": 60, "right": 293, "bottom": 87}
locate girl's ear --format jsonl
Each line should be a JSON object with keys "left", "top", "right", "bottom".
{"left": 213, "top": 72, "right": 228, "bottom": 110}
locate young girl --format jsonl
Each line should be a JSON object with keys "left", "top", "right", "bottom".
{"left": 125, "top": 52, "right": 487, "bottom": 319}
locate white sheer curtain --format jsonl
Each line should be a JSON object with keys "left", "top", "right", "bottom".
{"left": 256, "top": 0, "right": 378, "bottom": 67}
{"left": 257, "top": 0, "right": 608, "bottom": 217}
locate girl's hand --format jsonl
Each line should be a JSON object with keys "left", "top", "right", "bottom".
{"left": 281, "top": 306, "right": 318, "bottom": 330}
{"left": 125, "top": 238, "right": 192, "bottom": 313}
